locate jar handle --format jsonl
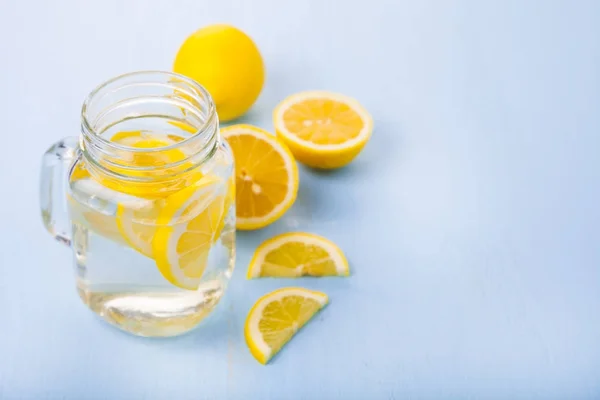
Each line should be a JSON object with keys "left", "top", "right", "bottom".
{"left": 40, "top": 136, "right": 79, "bottom": 247}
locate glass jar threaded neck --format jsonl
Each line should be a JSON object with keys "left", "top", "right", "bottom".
{"left": 79, "top": 71, "right": 218, "bottom": 182}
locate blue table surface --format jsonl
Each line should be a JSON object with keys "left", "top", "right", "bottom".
{"left": 1, "top": 0, "right": 599, "bottom": 398}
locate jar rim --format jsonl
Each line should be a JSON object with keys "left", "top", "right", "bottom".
{"left": 79, "top": 70, "right": 219, "bottom": 183}
{"left": 80, "top": 70, "right": 217, "bottom": 153}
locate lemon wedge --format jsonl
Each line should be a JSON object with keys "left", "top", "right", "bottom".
{"left": 222, "top": 124, "right": 298, "bottom": 230}
{"left": 273, "top": 91, "right": 373, "bottom": 169}
{"left": 248, "top": 232, "right": 349, "bottom": 278}
{"left": 245, "top": 287, "right": 328, "bottom": 364}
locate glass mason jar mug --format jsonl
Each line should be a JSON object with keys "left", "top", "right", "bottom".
{"left": 40, "top": 71, "right": 236, "bottom": 337}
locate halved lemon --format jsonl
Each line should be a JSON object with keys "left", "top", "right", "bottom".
{"left": 221, "top": 124, "right": 298, "bottom": 230}
{"left": 273, "top": 91, "right": 373, "bottom": 169}
{"left": 245, "top": 287, "right": 328, "bottom": 364}
{"left": 152, "top": 175, "right": 229, "bottom": 289}
{"left": 247, "top": 232, "right": 349, "bottom": 278}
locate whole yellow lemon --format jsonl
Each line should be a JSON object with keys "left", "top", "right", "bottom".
{"left": 174, "top": 25, "right": 265, "bottom": 122}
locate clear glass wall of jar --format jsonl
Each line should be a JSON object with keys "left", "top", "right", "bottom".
{"left": 40, "top": 71, "right": 235, "bottom": 337}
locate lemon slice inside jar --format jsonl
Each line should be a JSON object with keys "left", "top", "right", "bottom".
{"left": 101, "top": 130, "right": 195, "bottom": 199}
{"left": 151, "top": 175, "right": 231, "bottom": 289}
{"left": 108, "top": 131, "right": 198, "bottom": 258}
{"left": 70, "top": 131, "right": 198, "bottom": 255}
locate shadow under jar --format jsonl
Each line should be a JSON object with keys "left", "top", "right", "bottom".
{"left": 40, "top": 71, "right": 236, "bottom": 337}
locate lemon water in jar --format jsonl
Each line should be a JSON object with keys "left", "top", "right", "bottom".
{"left": 40, "top": 71, "right": 235, "bottom": 337}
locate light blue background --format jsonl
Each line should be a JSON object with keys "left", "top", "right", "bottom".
{"left": 1, "top": 0, "right": 599, "bottom": 399}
